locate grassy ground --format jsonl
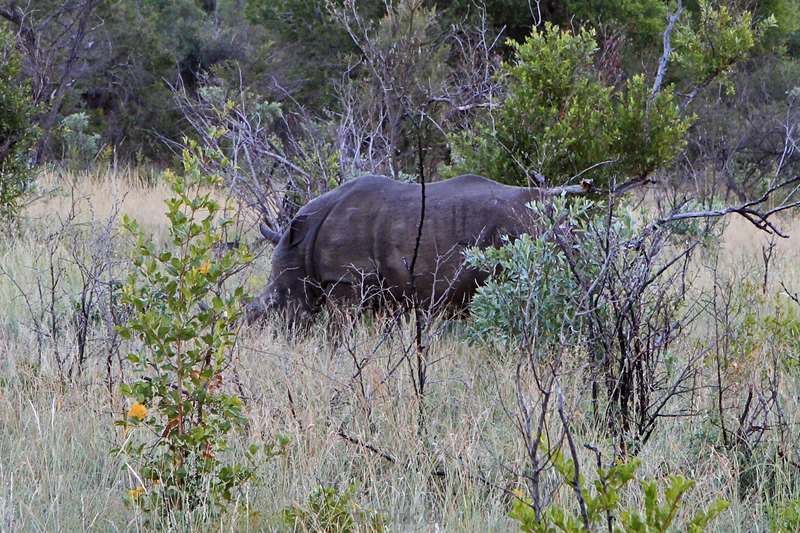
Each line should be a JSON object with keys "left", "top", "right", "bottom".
{"left": 1, "top": 168, "right": 799, "bottom": 531}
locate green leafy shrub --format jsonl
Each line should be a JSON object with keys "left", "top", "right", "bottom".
{"left": 0, "top": 26, "right": 38, "bottom": 220}
{"left": 449, "top": 1, "right": 773, "bottom": 189}
{"left": 58, "top": 112, "right": 101, "bottom": 170}
{"left": 281, "top": 485, "right": 386, "bottom": 533}
{"left": 448, "top": 23, "right": 690, "bottom": 188}
{"left": 509, "top": 452, "right": 729, "bottom": 532}
{"left": 674, "top": 1, "right": 776, "bottom": 93}
{"left": 114, "top": 143, "right": 282, "bottom": 520}
{"left": 466, "top": 197, "right": 592, "bottom": 348}
{"left": 467, "top": 197, "right": 706, "bottom": 451}
{"left": 465, "top": 197, "right": 638, "bottom": 349}
{"left": 768, "top": 499, "right": 800, "bottom": 533}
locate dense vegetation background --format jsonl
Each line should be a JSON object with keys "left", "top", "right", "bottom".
{"left": 2, "top": 0, "right": 799, "bottom": 194}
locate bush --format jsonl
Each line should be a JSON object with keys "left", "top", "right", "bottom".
{"left": 58, "top": 112, "right": 101, "bottom": 170}
{"left": 449, "top": 2, "right": 773, "bottom": 189}
{"left": 0, "top": 26, "right": 38, "bottom": 220}
{"left": 281, "top": 485, "right": 386, "bottom": 533}
{"left": 674, "top": 1, "right": 774, "bottom": 90}
{"left": 114, "top": 143, "right": 283, "bottom": 521}
{"left": 465, "top": 197, "right": 637, "bottom": 349}
{"left": 509, "top": 452, "right": 729, "bottom": 532}
{"left": 768, "top": 499, "right": 800, "bottom": 533}
{"left": 467, "top": 196, "right": 707, "bottom": 452}
{"left": 448, "top": 23, "right": 690, "bottom": 188}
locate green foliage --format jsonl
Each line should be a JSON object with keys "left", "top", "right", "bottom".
{"left": 197, "top": 82, "right": 284, "bottom": 129}
{"left": 674, "top": 1, "right": 776, "bottom": 93}
{"left": 754, "top": 0, "right": 800, "bottom": 51}
{"left": 444, "top": 0, "right": 668, "bottom": 45}
{"left": 281, "top": 485, "right": 386, "bottom": 533}
{"left": 509, "top": 453, "right": 729, "bottom": 532}
{"left": 566, "top": 0, "right": 667, "bottom": 43}
{"left": 59, "top": 0, "right": 259, "bottom": 162}
{"left": 245, "top": 0, "right": 384, "bottom": 106}
{"left": 466, "top": 198, "right": 593, "bottom": 347}
{"left": 710, "top": 278, "right": 800, "bottom": 373}
{"left": 58, "top": 112, "right": 101, "bottom": 170}
{"left": 245, "top": 0, "right": 349, "bottom": 42}
{"left": 0, "top": 26, "right": 38, "bottom": 220}
{"left": 448, "top": 23, "right": 691, "bottom": 188}
{"left": 466, "top": 197, "right": 638, "bottom": 348}
{"left": 768, "top": 499, "right": 800, "bottom": 532}
{"left": 114, "top": 142, "right": 282, "bottom": 519}
{"left": 4, "top": 0, "right": 793, "bottom": 169}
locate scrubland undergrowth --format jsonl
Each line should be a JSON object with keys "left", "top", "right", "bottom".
{"left": 0, "top": 169, "right": 799, "bottom": 532}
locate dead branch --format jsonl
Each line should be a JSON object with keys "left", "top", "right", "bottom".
{"left": 657, "top": 176, "right": 800, "bottom": 237}
{"left": 651, "top": 0, "right": 683, "bottom": 99}
{"left": 557, "top": 382, "right": 589, "bottom": 531}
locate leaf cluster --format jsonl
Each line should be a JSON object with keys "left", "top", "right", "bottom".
{"left": 280, "top": 485, "right": 386, "bottom": 533}
{"left": 674, "top": 1, "right": 776, "bottom": 94}
{"left": 510, "top": 452, "right": 729, "bottom": 532}
{"left": 465, "top": 197, "right": 639, "bottom": 349}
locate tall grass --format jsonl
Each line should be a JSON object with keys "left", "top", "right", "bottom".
{"left": 0, "top": 168, "right": 798, "bottom": 531}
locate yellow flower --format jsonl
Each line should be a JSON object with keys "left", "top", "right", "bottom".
{"left": 128, "top": 486, "right": 145, "bottom": 499}
{"left": 127, "top": 402, "right": 148, "bottom": 421}
{"left": 197, "top": 260, "right": 211, "bottom": 275}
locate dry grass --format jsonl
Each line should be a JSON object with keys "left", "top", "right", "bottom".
{"left": 28, "top": 166, "right": 174, "bottom": 229}
{"left": 1, "top": 168, "right": 799, "bottom": 532}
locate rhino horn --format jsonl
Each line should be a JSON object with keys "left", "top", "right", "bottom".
{"left": 259, "top": 222, "right": 282, "bottom": 244}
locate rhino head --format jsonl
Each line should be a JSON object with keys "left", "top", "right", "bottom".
{"left": 247, "top": 212, "right": 321, "bottom": 328}
{"left": 245, "top": 281, "right": 283, "bottom": 323}
{"left": 245, "top": 234, "right": 319, "bottom": 327}
{"left": 245, "top": 269, "right": 317, "bottom": 328}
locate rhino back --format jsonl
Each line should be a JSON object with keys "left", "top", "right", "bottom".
{"left": 310, "top": 174, "right": 535, "bottom": 302}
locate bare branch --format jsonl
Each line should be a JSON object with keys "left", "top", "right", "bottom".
{"left": 657, "top": 176, "right": 800, "bottom": 237}
{"left": 557, "top": 382, "right": 589, "bottom": 530}
{"left": 651, "top": 0, "right": 684, "bottom": 99}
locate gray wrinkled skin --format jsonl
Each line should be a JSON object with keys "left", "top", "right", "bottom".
{"left": 246, "top": 174, "right": 543, "bottom": 325}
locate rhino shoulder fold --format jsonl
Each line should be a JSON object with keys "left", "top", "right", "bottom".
{"left": 285, "top": 214, "right": 309, "bottom": 248}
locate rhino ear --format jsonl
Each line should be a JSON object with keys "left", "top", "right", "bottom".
{"left": 287, "top": 214, "right": 308, "bottom": 248}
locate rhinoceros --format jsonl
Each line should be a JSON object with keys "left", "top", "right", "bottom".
{"left": 246, "top": 174, "right": 582, "bottom": 324}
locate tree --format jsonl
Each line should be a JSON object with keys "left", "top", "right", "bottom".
{"left": 0, "top": 0, "right": 104, "bottom": 163}
{"left": 245, "top": 0, "right": 385, "bottom": 106}
{"left": 448, "top": 1, "right": 774, "bottom": 190}
{"left": 448, "top": 22, "right": 689, "bottom": 189}
{"left": 446, "top": 0, "right": 667, "bottom": 44}
{"left": 0, "top": 25, "right": 37, "bottom": 219}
